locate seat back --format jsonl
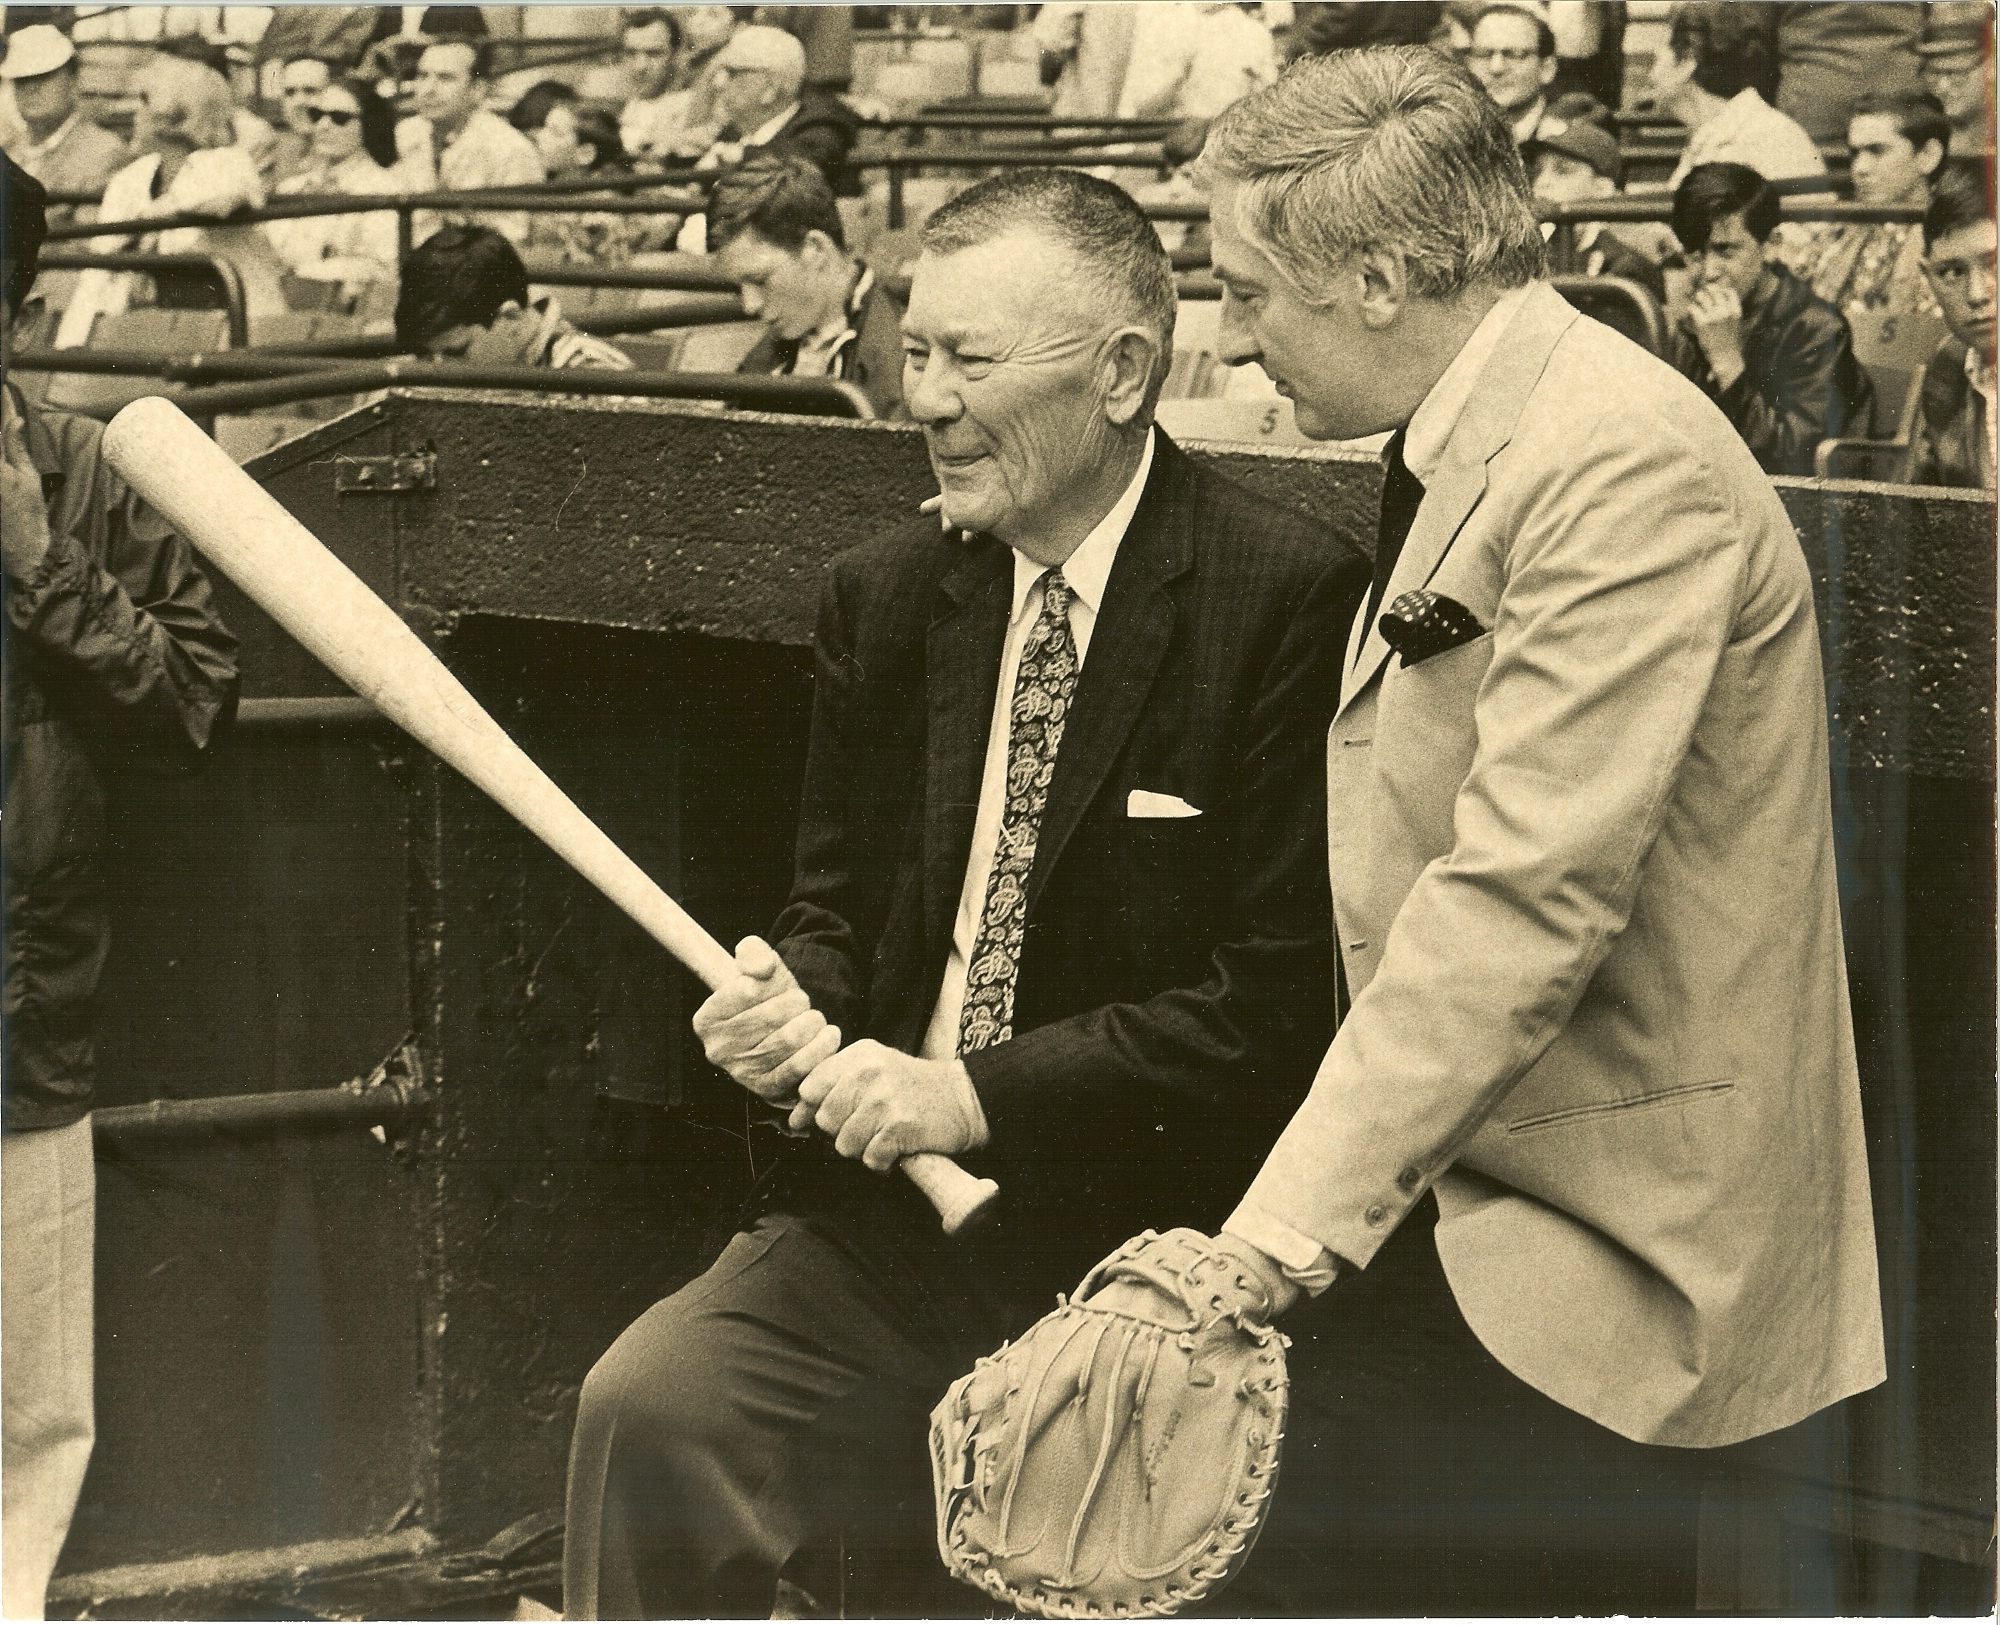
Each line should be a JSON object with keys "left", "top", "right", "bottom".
{"left": 1551, "top": 275, "right": 1667, "bottom": 356}
{"left": 42, "top": 308, "right": 233, "bottom": 417}
{"left": 1847, "top": 309, "right": 1948, "bottom": 438}
{"left": 672, "top": 321, "right": 769, "bottom": 372}
{"left": 1155, "top": 397, "right": 1313, "bottom": 446}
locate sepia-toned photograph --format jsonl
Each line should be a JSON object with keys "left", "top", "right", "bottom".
{"left": 0, "top": 1, "right": 1993, "bottom": 1618}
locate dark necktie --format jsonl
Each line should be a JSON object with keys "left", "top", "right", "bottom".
{"left": 1367, "top": 428, "right": 1426, "bottom": 632}
{"left": 958, "top": 570, "right": 1078, "bottom": 1054}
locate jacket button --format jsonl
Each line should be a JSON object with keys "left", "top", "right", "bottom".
{"left": 1396, "top": 1167, "right": 1419, "bottom": 1192}
{"left": 1364, "top": 1204, "right": 1386, "bottom": 1226}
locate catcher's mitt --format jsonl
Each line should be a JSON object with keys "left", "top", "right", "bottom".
{"left": 930, "top": 1228, "right": 1288, "bottom": 1619}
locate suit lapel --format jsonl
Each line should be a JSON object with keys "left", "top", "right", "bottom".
{"left": 923, "top": 538, "right": 1012, "bottom": 949}
{"left": 1024, "top": 437, "right": 1191, "bottom": 916}
{"left": 1340, "top": 283, "right": 1577, "bottom": 716}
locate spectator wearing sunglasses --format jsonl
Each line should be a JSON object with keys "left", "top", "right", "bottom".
{"left": 264, "top": 75, "right": 406, "bottom": 302}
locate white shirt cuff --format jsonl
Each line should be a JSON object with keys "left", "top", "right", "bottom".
{"left": 1223, "top": 1204, "right": 1339, "bottom": 1296}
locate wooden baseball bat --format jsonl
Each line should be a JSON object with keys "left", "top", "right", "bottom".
{"left": 104, "top": 397, "right": 999, "bottom": 1236}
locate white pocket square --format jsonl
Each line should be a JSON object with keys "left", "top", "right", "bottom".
{"left": 1127, "top": 790, "right": 1202, "bottom": 819}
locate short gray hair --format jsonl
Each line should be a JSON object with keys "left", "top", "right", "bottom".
{"left": 1197, "top": 46, "right": 1546, "bottom": 304}
{"left": 921, "top": 168, "right": 1178, "bottom": 406}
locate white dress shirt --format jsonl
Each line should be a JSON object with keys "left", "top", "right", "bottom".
{"left": 1666, "top": 89, "right": 1828, "bottom": 191}
{"left": 1226, "top": 285, "right": 1536, "bottom": 1290}
{"left": 917, "top": 430, "right": 1157, "bottom": 1065}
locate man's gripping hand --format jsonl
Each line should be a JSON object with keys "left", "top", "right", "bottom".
{"left": 692, "top": 936, "right": 841, "bottom": 1102}
{"left": 792, "top": 1040, "right": 988, "bottom": 1171}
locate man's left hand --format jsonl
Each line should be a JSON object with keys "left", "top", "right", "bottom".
{"left": 0, "top": 401, "right": 51, "bottom": 582}
{"left": 793, "top": 1040, "right": 988, "bottom": 1170}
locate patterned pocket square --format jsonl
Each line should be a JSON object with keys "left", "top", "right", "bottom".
{"left": 1379, "top": 589, "right": 1488, "bottom": 668}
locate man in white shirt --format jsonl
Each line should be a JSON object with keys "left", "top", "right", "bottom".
{"left": 1652, "top": 0, "right": 1828, "bottom": 191}
{"left": 396, "top": 38, "right": 543, "bottom": 245}
{"left": 1117, "top": 2, "right": 1279, "bottom": 122}
{"left": 617, "top": 7, "right": 715, "bottom": 163}
{"left": 560, "top": 165, "right": 1365, "bottom": 1621}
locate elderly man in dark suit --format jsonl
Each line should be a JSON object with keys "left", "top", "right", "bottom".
{"left": 561, "top": 166, "right": 1366, "bottom": 1620}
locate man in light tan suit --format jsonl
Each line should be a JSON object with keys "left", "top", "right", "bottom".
{"left": 1101, "top": 45, "right": 1885, "bottom": 1616}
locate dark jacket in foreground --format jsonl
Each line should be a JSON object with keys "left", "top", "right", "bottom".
{"left": 1672, "top": 263, "right": 1874, "bottom": 476}
{"left": 2, "top": 394, "right": 239, "bottom": 1132}
{"left": 1911, "top": 335, "right": 1996, "bottom": 491}
{"left": 765, "top": 433, "right": 1366, "bottom": 1289}
{"left": 746, "top": 92, "right": 862, "bottom": 194}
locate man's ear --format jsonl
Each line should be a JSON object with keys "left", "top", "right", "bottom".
{"left": 1538, "top": 54, "right": 1558, "bottom": 91}
{"left": 1355, "top": 249, "right": 1407, "bottom": 330}
{"left": 1100, "top": 326, "right": 1163, "bottom": 427}
{"left": 800, "top": 227, "right": 841, "bottom": 268}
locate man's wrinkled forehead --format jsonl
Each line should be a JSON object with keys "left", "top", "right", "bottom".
{"left": 906, "top": 230, "right": 1082, "bottom": 339}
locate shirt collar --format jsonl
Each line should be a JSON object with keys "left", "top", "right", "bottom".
{"left": 1402, "top": 282, "right": 1534, "bottom": 483}
{"left": 746, "top": 102, "right": 801, "bottom": 148}
{"left": 1510, "top": 98, "right": 1547, "bottom": 144}
{"left": 1008, "top": 428, "right": 1156, "bottom": 621}
{"left": 438, "top": 106, "right": 491, "bottom": 152}
{"left": 1705, "top": 89, "right": 1767, "bottom": 147}
{"left": 1966, "top": 342, "right": 1997, "bottom": 402}
{"left": 23, "top": 110, "right": 81, "bottom": 159}
{"left": 527, "top": 293, "right": 567, "bottom": 360}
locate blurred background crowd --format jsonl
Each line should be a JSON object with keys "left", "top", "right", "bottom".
{"left": 0, "top": 1, "right": 1993, "bottom": 486}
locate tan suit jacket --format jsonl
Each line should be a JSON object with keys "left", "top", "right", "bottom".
{"left": 1237, "top": 282, "right": 1885, "bottom": 1447}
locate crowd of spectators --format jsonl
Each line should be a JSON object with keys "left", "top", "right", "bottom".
{"left": 0, "top": 2, "right": 1992, "bottom": 485}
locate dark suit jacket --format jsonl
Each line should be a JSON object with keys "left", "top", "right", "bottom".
{"left": 765, "top": 433, "right": 1366, "bottom": 1289}
{"left": 735, "top": 276, "right": 907, "bottom": 419}
{"left": 1911, "top": 335, "right": 1996, "bottom": 491}
{"left": 748, "top": 92, "right": 861, "bottom": 194}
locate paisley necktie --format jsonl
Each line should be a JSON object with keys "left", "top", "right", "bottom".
{"left": 958, "top": 569, "right": 1078, "bottom": 1054}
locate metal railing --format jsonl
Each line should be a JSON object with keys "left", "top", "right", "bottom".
{"left": 0, "top": 352, "right": 877, "bottom": 423}
{"left": 36, "top": 249, "right": 250, "bottom": 345}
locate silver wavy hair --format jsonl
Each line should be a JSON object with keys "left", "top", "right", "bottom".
{"left": 1196, "top": 46, "right": 1547, "bottom": 305}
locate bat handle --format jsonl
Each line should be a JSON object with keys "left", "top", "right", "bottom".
{"left": 673, "top": 925, "right": 999, "bottom": 1233}
{"left": 899, "top": 1153, "right": 1000, "bottom": 1236}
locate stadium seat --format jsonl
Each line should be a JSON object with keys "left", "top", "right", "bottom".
{"left": 42, "top": 308, "right": 232, "bottom": 417}
{"left": 1154, "top": 396, "right": 1312, "bottom": 446}
{"left": 614, "top": 334, "right": 687, "bottom": 371}
{"left": 1847, "top": 309, "right": 1948, "bottom": 438}
{"left": 1551, "top": 275, "right": 1667, "bottom": 356}
{"left": 670, "top": 322, "right": 769, "bottom": 372}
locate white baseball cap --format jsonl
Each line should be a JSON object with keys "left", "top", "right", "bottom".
{"left": 0, "top": 25, "right": 77, "bottom": 81}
